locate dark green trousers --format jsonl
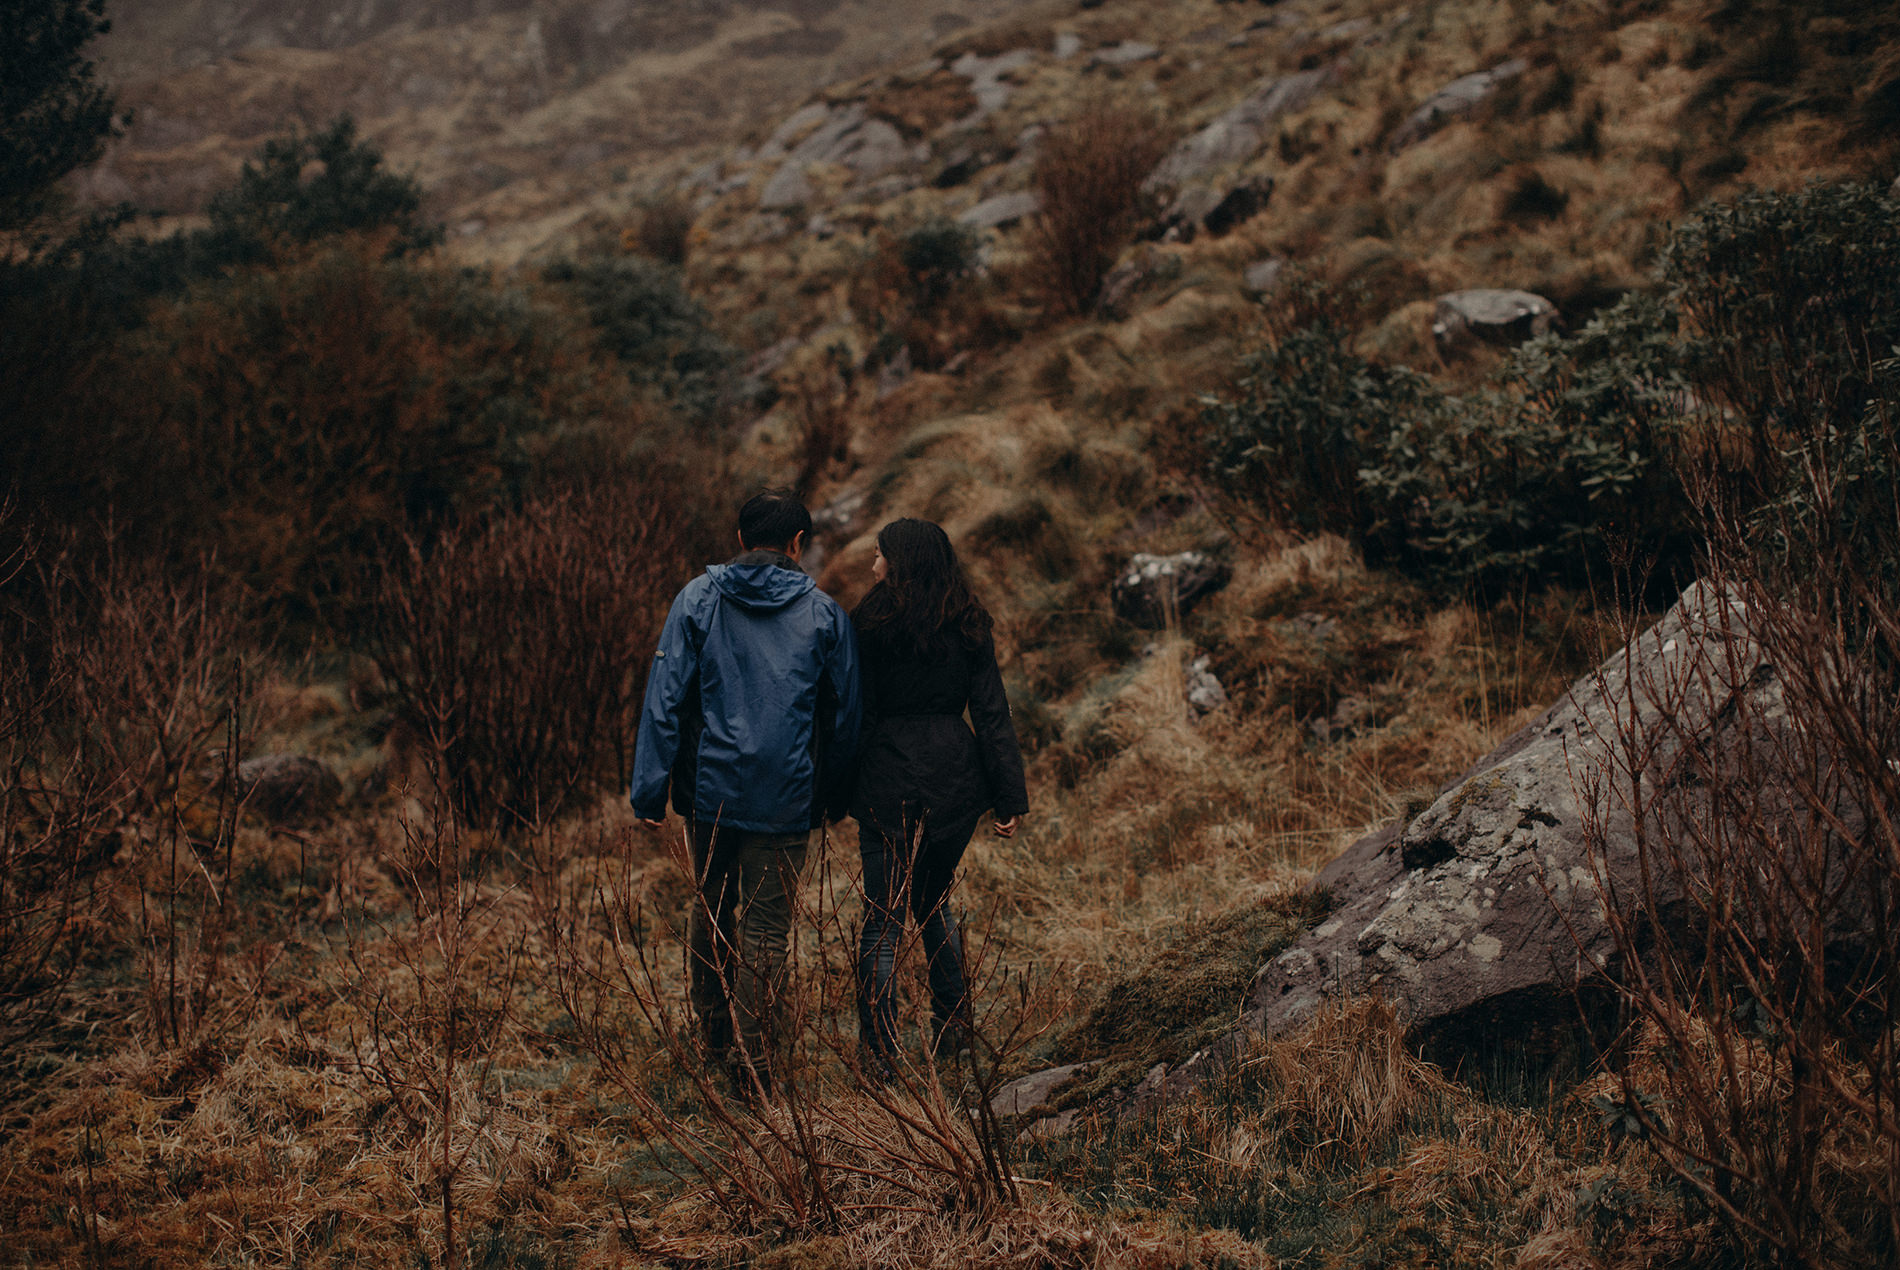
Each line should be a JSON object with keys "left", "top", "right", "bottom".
{"left": 686, "top": 821, "right": 810, "bottom": 1079}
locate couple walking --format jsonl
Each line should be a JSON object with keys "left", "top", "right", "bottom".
{"left": 629, "top": 489, "right": 1030, "bottom": 1096}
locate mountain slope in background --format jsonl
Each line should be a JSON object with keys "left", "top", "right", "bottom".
{"left": 79, "top": 0, "right": 1036, "bottom": 261}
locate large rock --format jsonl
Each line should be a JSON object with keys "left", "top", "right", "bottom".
{"left": 237, "top": 754, "right": 342, "bottom": 823}
{"left": 758, "top": 104, "right": 926, "bottom": 209}
{"left": 949, "top": 48, "right": 1037, "bottom": 122}
{"left": 1089, "top": 40, "right": 1159, "bottom": 68}
{"left": 1146, "top": 69, "right": 1333, "bottom": 191}
{"left": 1388, "top": 59, "right": 1528, "bottom": 151}
{"left": 1246, "top": 583, "right": 1771, "bottom": 1051}
{"left": 957, "top": 190, "right": 1040, "bottom": 230}
{"left": 1112, "top": 552, "right": 1232, "bottom": 628}
{"left": 1432, "top": 289, "right": 1558, "bottom": 351}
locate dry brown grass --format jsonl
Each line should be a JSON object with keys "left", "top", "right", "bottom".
{"left": 14, "top": 0, "right": 1894, "bottom": 1264}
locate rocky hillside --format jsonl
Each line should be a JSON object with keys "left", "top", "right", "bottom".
{"left": 81, "top": 0, "right": 1037, "bottom": 260}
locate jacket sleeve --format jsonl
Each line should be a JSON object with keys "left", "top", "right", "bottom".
{"left": 629, "top": 583, "right": 702, "bottom": 819}
{"left": 817, "top": 604, "right": 863, "bottom": 822}
{"left": 970, "top": 637, "right": 1029, "bottom": 819}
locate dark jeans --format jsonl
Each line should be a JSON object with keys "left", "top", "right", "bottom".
{"left": 686, "top": 821, "right": 810, "bottom": 1083}
{"left": 856, "top": 809, "right": 980, "bottom": 1066}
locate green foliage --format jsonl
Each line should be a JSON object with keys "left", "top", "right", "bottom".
{"left": 543, "top": 255, "right": 737, "bottom": 424}
{"left": 1663, "top": 179, "right": 1900, "bottom": 508}
{"left": 2, "top": 115, "right": 443, "bottom": 335}
{"left": 0, "top": 0, "right": 115, "bottom": 230}
{"left": 41, "top": 246, "right": 636, "bottom": 625}
{"left": 1201, "top": 319, "right": 1421, "bottom": 552}
{"left": 204, "top": 116, "right": 443, "bottom": 263}
{"left": 897, "top": 216, "right": 981, "bottom": 309}
{"left": 1203, "top": 297, "right": 1696, "bottom": 594}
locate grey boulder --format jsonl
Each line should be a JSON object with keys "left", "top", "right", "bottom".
{"left": 1246, "top": 582, "right": 1768, "bottom": 1052}
{"left": 1112, "top": 551, "right": 1232, "bottom": 629}
{"left": 759, "top": 105, "right": 926, "bottom": 210}
{"left": 958, "top": 190, "right": 1040, "bottom": 230}
{"left": 1432, "top": 289, "right": 1558, "bottom": 351}
{"left": 1147, "top": 69, "right": 1333, "bottom": 190}
{"left": 1388, "top": 59, "right": 1527, "bottom": 152}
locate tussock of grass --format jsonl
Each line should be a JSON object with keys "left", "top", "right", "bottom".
{"left": 1025, "top": 999, "right": 1706, "bottom": 1267}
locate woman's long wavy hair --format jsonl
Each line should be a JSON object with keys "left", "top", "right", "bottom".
{"left": 852, "top": 518, "right": 993, "bottom": 658}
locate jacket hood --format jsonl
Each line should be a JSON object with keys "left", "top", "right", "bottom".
{"left": 708, "top": 555, "right": 817, "bottom": 613}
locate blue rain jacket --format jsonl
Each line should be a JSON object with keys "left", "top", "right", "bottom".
{"left": 629, "top": 552, "right": 861, "bottom": 833}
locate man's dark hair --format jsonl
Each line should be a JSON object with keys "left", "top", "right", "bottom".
{"left": 738, "top": 487, "right": 812, "bottom": 550}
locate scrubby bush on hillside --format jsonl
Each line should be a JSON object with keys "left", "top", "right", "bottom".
{"left": 92, "top": 245, "right": 630, "bottom": 623}
{"left": 1203, "top": 293, "right": 1696, "bottom": 594}
{"left": 543, "top": 254, "right": 738, "bottom": 424}
{"left": 1663, "top": 179, "right": 1900, "bottom": 525}
{"left": 1026, "top": 100, "right": 1170, "bottom": 317}
{"left": 367, "top": 478, "right": 691, "bottom": 829}
{"left": 203, "top": 116, "right": 443, "bottom": 265}
{"left": 1204, "top": 183, "right": 1900, "bottom": 595}
{"left": 0, "top": 0, "right": 115, "bottom": 232}
{"left": 899, "top": 216, "right": 983, "bottom": 310}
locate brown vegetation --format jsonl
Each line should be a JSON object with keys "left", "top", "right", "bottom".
{"left": 367, "top": 479, "right": 689, "bottom": 830}
{"left": 9, "top": 0, "right": 1900, "bottom": 1265}
{"left": 1024, "top": 99, "right": 1171, "bottom": 317}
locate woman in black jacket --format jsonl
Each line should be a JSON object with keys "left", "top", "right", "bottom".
{"left": 850, "top": 518, "right": 1029, "bottom": 1070}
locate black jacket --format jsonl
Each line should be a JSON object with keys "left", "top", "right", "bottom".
{"left": 848, "top": 626, "right": 1029, "bottom": 840}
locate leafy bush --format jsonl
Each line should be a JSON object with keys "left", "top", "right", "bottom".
{"left": 203, "top": 116, "right": 443, "bottom": 264}
{"left": 1203, "top": 294, "right": 1696, "bottom": 593}
{"left": 0, "top": 0, "right": 115, "bottom": 231}
{"left": 1663, "top": 179, "right": 1900, "bottom": 523}
{"left": 1199, "top": 182, "right": 1900, "bottom": 594}
{"left": 543, "top": 255, "right": 737, "bottom": 424}
{"left": 898, "top": 216, "right": 982, "bottom": 310}
{"left": 76, "top": 244, "right": 630, "bottom": 623}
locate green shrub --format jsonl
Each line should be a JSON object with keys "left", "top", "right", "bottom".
{"left": 542, "top": 255, "right": 737, "bottom": 424}
{"left": 203, "top": 115, "right": 443, "bottom": 264}
{"left": 0, "top": 0, "right": 115, "bottom": 232}
{"left": 1203, "top": 294, "right": 1697, "bottom": 594}
{"left": 897, "top": 216, "right": 982, "bottom": 309}
{"left": 1201, "top": 318, "right": 1420, "bottom": 553}
{"left": 1663, "top": 179, "right": 1900, "bottom": 502}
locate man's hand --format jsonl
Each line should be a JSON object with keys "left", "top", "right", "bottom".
{"left": 992, "top": 815, "right": 1021, "bottom": 838}
{"left": 639, "top": 816, "right": 667, "bottom": 830}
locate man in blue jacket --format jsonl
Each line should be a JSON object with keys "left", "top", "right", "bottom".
{"left": 631, "top": 488, "right": 860, "bottom": 1098}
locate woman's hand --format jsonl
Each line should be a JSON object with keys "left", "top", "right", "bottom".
{"left": 992, "top": 814, "right": 1021, "bottom": 838}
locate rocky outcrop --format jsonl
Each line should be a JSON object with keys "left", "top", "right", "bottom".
{"left": 1247, "top": 582, "right": 1767, "bottom": 1051}
{"left": 1388, "top": 59, "right": 1528, "bottom": 151}
{"left": 1185, "top": 655, "right": 1229, "bottom": 717}
{"left": 1432, "top": 289, "right": 1558, "bottom": 351}
{"left": 996, "top": 583, "right": 1819, "bottom": 1134}
{"left": 237, "top": 754, "right": 342, "bottom": 823}
{"left": 948, "top": 48, "right": 1037, "bottom": 122}
{"left": 1152, "top": 176, "right": 1274, "bottom": 243}
{"left": 1243, "top": 257, "right": 1287, "bottom": 295}
{"left": 957, "top": 190, "right": 1039, "bottom": 230}
{"left": 758, "top": 103, "right": 927, "bottom": 210}
{"left": 1147, "top": 69, "right": 1333, "bottom": 191}
{"left": 1089, "top": 40, "right": 1159, "bottom": 68}
{"left": 1111, "top": 552, "right": 1232, "bottom": 628}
